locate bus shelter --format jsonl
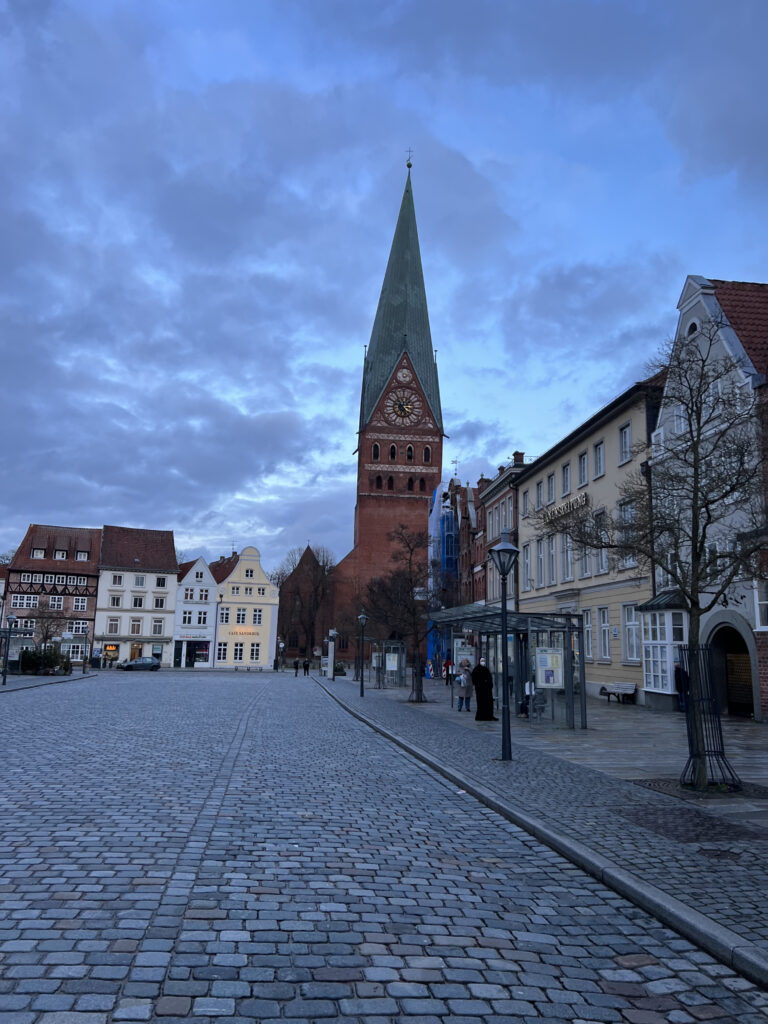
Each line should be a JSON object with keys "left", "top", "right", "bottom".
{"left": 429, "top": 602, "right": 587, "bottom": 729}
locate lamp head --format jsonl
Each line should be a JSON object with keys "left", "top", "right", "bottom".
{"left": 489, "top": 529, "right": 519, "bottom": 578}
{"left": 358, "top": 610, "right": 369, "bottom": 628}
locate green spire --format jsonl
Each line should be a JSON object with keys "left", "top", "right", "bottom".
{"left": 359, "top": 171, "right": 442, "bottom": 432}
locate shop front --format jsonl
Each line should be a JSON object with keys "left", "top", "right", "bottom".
{"left": 174, "top": 636, "right": 213, "bottom": 668}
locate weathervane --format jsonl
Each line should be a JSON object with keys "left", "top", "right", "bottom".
{"left": 406, "top": 147, "right": 413, "bottom": 169}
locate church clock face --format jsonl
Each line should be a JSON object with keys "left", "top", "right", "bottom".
{"left": 384, "top": 387, "right": 423, "bottom": 425}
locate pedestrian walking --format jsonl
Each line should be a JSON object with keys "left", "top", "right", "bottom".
{"left": 293, "top": 659, "right": 300, "bottom": 676}
{"left": 456, "top": 658, "right": 473, "bottom": 712}
{"left": 303, "top": 659, "right": 310, "bottom": 676}
{"left": 472, "top": 657, "right": 497, "bottom": 721}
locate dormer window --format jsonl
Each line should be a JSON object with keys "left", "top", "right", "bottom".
{"left": 54, "top": 549, "right": 67, "bottom": 560}
{"left": 389, "top": 444, "right": 397, "bottom": 461}
{"left": 32, "top": 548, "right": 45, "bottom": 559}
{"left": 372, "top": 443, "right": 380, "bottom": 460}
{"left": 76, "top": 550, "right": 88, "bottom": 561}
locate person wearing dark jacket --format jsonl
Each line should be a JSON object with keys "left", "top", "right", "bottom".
{"left": 472, "top": 658, "right": 497, "bottom": 721}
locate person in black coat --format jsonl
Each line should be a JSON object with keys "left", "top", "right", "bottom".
{"left": 472, "top": 658, "right": 497, "bottom": 721}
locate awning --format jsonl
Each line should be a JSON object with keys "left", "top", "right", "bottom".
{"left": 429, "top": 601, "right": 582, "bottom": 635}
{"left": 637, "top": 589, "right": 685, "bottom": 612}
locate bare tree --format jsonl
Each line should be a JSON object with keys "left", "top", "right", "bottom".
{"left": 537, "top": 318, "right": 767, "bottom": 787}
{"left": 366, "top": 524, "right": 436, "bottom": 693}
{"left": 273, "top": 544, "right": 336, "bottom": 655}
{"left": 0, "top": 550, "right": 16, "bottom": 565}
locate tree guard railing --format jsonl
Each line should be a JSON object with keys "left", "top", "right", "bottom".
{"left": 679, "top": 644, "right": 741, "bottom": 790}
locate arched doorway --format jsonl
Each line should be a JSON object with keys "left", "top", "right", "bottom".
{"left": 709, "top": 625, "right": 753, "bottom": 717}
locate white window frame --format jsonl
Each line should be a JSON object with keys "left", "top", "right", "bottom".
{"left": 618, "top": 423, "right": 631, "bottom": 464}
{"left": 110, "top": 595, "right": 122, "bottom": 608}
{"left": 233, "top": 642, "right": 244, "bottom": 662}
{"left": 578, "top": 451, "right": 588, "bottom": 487}
{"left": 598, "top": 607, "right": 611, "bottom": 661}
{"left": 522, "top": 544, "right": 531, "bottom": 591}
{"left": 130, "top": 618, "right": 141, "bottom": 636}
{"left": 561, "top": 533, "right": 573, "bottom": 582}
{"left": 76, "top": 551, "right": 89, "bottom": 561}
{"left": 154, "top": 597, "right": 165, "bottom": 609}
{"left": 217, "top": 642, "right": 228, "bottom": 661}
{"left": 755, "top": 581, "right": 768, "bottom": 629}
{"left": 522, "top": 490, "right": 529, "bottom": 517}
{"left": 236, "top": 607, "right": 246, "bottom": 624}
{"left": 536, "top": 540, "right": 545, "bottom": 589}
{"left": 32, "top": 548, "right": 45, "bottom": 559}
{"left": 54, "top": 549, "right": 67, "bottom": 560}
{"left": 220, "top": 607, "right": 230, "bottom": 624}
{"left": 547, "top": 535, "right": 556, "bottom": 585}
{"left": 250, "top": 642, "right": 261, "bottom": 662}
{"left": 197, "top": 611, "right": 207, "bottom": 626}
{"left": 561, "top": 463, "right": 570, "bottom": 497}
{"left": 49, "top": 596, "right": 64, "bottom": 610}
{"left": 107, "top": 618, "right": 119, "bottom": 635}
{"left": 112, "top": 574, "right": 123, "bottom": 586}
{"left": 622, "top": 604, "right": 640, "bottom": 663}
{"left": 583, "top": 609, "right": 593, "bottom": 661}
{"left": 593, "top": 441, "right": 605, "bottom": 479}
{"left": 253, "top": 608, "right": 263, "bottom": 625}
{"left": 546, "top": 473, "right": 555, "bottom": 504}
{"left": 182, "top": 610, "right": 192, "bottom": 625}
{"left": 535, "top": 481, "right": 543, "bottom": 509}
{"left": 134, "top": 575, "right": 145, "bottom": 587}
{"left": 152, "top": 619, "right": 163, "bottom": 636}
{"left": 73, "top": 597, "right": 87, "bottom": 612}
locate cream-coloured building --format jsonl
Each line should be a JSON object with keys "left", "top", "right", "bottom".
{"left": 515, "top": 376, "right": 662, "bottom": 703}
{"left": 210, "top": 546, "right": 279, "bottom": 671}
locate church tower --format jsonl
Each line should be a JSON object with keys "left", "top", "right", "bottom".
{"left": 350, "top": 165, "right": 443, "bottom": 576}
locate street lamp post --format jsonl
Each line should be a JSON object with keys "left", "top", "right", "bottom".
{"left": 358, "top": 610, "right": 368, "bottom": 697}
{"left": 278, "top": 639, "right": 285, "bottom": 671}
{"left": 213, "top": 592, "right": 224, "bottom": 669}
{"left": 328, "top": 629, "right": 337, "bottom": 681}
{"left": 489, "top": 529, "right": 519, "bottom": 762}
{"left": 2, "top": 614, "right": 18, "bottom": 686}
{"left": 81, "top": 618, "right": 90, "bottom": 675}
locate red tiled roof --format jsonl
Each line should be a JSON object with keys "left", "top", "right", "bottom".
{"left": 100, "top": 525, "right": 178, "bottom": 572}
{"left": 712, "top": 279, "right": 768, "bottom": 376}
{"left": 177, "top": 559, "right": 197, "bottom": 580}
{"left": 10, "top": 524, "right": 102, "bottom": 573}
{"left": 209, "top": 553, "right": 239, "bottom": 584}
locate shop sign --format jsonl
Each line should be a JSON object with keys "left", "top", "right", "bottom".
{"left": 541, "top": 490, "right": 589, "bottom": 524}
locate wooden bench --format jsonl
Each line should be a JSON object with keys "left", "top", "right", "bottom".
{"left": 599, "top": 682, "right": 637, "bottom": 704}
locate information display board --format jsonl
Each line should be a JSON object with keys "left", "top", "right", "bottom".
{"left": 535, "top": 647, "right": 563, "bottom": 689}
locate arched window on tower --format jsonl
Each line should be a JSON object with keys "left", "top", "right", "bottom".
{"left": 387, "top": 476, "right": 394, "bottom": 491}
{"left": 372, "top": 443, "right": 380, "bottom": 461}
{"left": 424, "top": 445, "right": 431, "bottom": 463}
{"left": 406, "top": 444, "right": 414, "bottom": 462}
{"left": 419, "top": 478, "right": 426, "bottom": 492}
{"left": 375, "top": 475, "right": 382, "bottom": 490}
{"left": 407, "top": 477, "right": 414, "bottom": 492}
{"left": 389, "top": 444, "right": 397, "bottom": 461}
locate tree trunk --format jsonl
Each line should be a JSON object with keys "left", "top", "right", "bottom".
{"left": 686, "top": 607, "right": 708, "bottom": 791}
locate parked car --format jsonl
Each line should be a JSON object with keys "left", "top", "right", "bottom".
{"left": 116, "top": 657, "right": 161, "bottom": 671}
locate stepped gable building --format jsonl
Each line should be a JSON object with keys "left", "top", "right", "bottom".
{"left": 6, "top": 524, "right": 101, "bottom": 666}
{"left": 332, "top": 166, "right": 444, "bottom": 632}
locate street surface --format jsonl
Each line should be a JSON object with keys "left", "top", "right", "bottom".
{"left": 0, "top": 670, "right": 766, "bottom": 1023}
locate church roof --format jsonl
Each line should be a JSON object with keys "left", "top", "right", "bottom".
{"left": 359, "top": 171, "right": 443, "bottom": 432}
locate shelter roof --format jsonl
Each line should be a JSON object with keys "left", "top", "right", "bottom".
{"left": 430, "top": 601, "right": 582, "bottom": 635}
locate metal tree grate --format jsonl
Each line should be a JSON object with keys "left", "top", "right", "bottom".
{"left": 679, "top": 644, "right": 741, "bottom": 789}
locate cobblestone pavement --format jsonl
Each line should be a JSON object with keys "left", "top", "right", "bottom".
{"left": 0, "top": 673, "right": 766, "bottom": 1022}
{"left": 320, "top": 674, "right": 768, "bottom": 990}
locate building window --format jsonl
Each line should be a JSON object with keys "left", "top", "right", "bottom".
{"left": 197, "top": 611, "right": 207, "bottom": 626}
{"left": 199, "top": 589, "right": 208, "bottom": 601}
{"left": 55, "top": 574, "right": 65, "bottom": 584}
{"left": 618, "top": 502, "right": 637, "bottom": 568}
{"left": 76, "top": 550, "right": 88, "bottom": 561}
{"left": 387, "top": 476, "right": 394, "bottom": 490}
{"left": 594, "top": 512, "right": 609, "bottom": 573}
{"left": 536, "top": 540, "right": 545, "bottom": 588}
{"left": 67, "top": 575, "right": 77, "bottom": 585}
{"left": 756, "top": 582, "right": 768, "bottom": 628}
{"left": 406, "top": 444, "right": 414, "bottom": 462}
{"left": 257, "top": 587, "right": 265, "bottom": 596}
{"left": 618, "top": 423, "right": 631, "bottom": 464}
{"left": 130, "top": 619, "right": 141, "bottom": 636}
{"left": 44, "top": 574, "right": 54, "bottom": 583}
{"left": 424, "top": 446, "right": 431, "bottom": 463}
{"left": 195, "top": 571, "right": 204, "bottom": 581}
{"left": 622, "top": 604, "right": 640, "bottom": 662}
{"left": 547, "top": 535, "right": 556, "bottom": 584}
{"left": 217, "top": 642, "right": 228, "bottom": 661}
{"left": 231, "top": 586, "right": 240, "bottom": 595}
{"left": 135, "top": 575, "right": 145, "bottom": 587}
{"left": 522, "top": 544, "right": 531, "bottom": 591}
{"left": 642, "top": 612, "right": 671, "bottom": 692}
{"left": 407, "top": 477, "right": 414, "bottom": 491}
{"left": 535, "top": 481, "right": 543, "bottom": 508}
{"left": 233, "top": 642, "right": 244, "bottom": 662}
{"left": 112, "top": 574, "right": 123, "bottom": 586}
{"left": 182, "top": 610, "right": 192, "bottom": 625}
{"left": 547, "top": 473, "right": 555, "bottom": 504}
{"left": 49, "top": 596, "right": 64, "bottom": 610}
{"left": 598, "top": 607, "right": 611, "bottom": 660}
{"left": 110, "top": 595, "right": 122, "bottom": 608}
{"left": 32, "top": 547, "right": 45, "bottom": 558}
{"left": 390, "top": 444, "right": 397, "bottom": 461}
{"left": 245, "top": 587, "right": 252, "bottom": 596}
{"left": 522, "top": 490, "right": 529, "bottom": 517}
{"left": 419, "top": 478, "right": 426, "bottom": 492}
{"left": 578, "top": 452, "right": 588, "bottom": 486}
{"left": 236, "top": 607, "right": 246, "bottom": 624}
{"left": 253, "top": 608, "right": 263, "bottom": 625}
{"left": 156, "top": 576, "right": 166, "bottom": 588}
{"left": 108, "top": 618, "right": 119, "bottom": 635}
{"left": 11, "top": 595, "right": 38, "bottom": 608}
{"left": 250, "top": 642, "right": 261, "bottom": 661}
{"left": 245, "top": 569, "right": 254, "bottom": 579}
{"left": 184, "top": 587, "right": 194, "bottom": 599}
{"left": 152, "top": 619, "right": 163, "bottom": 636}
{"left": 561, "top": 534, "right": 573, "bottom": 582}
{"left": 220, "top": 607, "right": 230, "bottom": 624}
{"left": 583, "top": 610, "right": 593, "bottom": 660}
{"left": 673, "top": 403, "right": 687, "bottom": 435}
{"left": 372, "top": 443, "right": 380, "bottom": 460}
{"left": 133, "top": 596, "right": 144, "bottom": 608}
{"left": 593, "top": 441, "right": 605, "bottom": 478}
{"left": 561, "top": 463, "right": 570, "bottom": 496}
{"left": 54, "top": 549, "right": 67, "bottom": 560}
{"left": 73, "top": 597, "right": 87, "bottom": 612}
{"left": 375, "top": 475, "right": 382, "bottom": 490}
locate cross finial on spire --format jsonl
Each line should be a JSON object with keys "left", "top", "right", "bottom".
{"left": 406, "top": 147, "right": 413, "bottom": 169}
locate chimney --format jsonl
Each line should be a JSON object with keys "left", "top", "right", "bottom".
{"left": 513, "top": 450, "right": 525, "bottom": 465}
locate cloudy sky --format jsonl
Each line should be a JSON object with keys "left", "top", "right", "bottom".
{"left": 3, "top": 0, "right": 768, "bottom": 572}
